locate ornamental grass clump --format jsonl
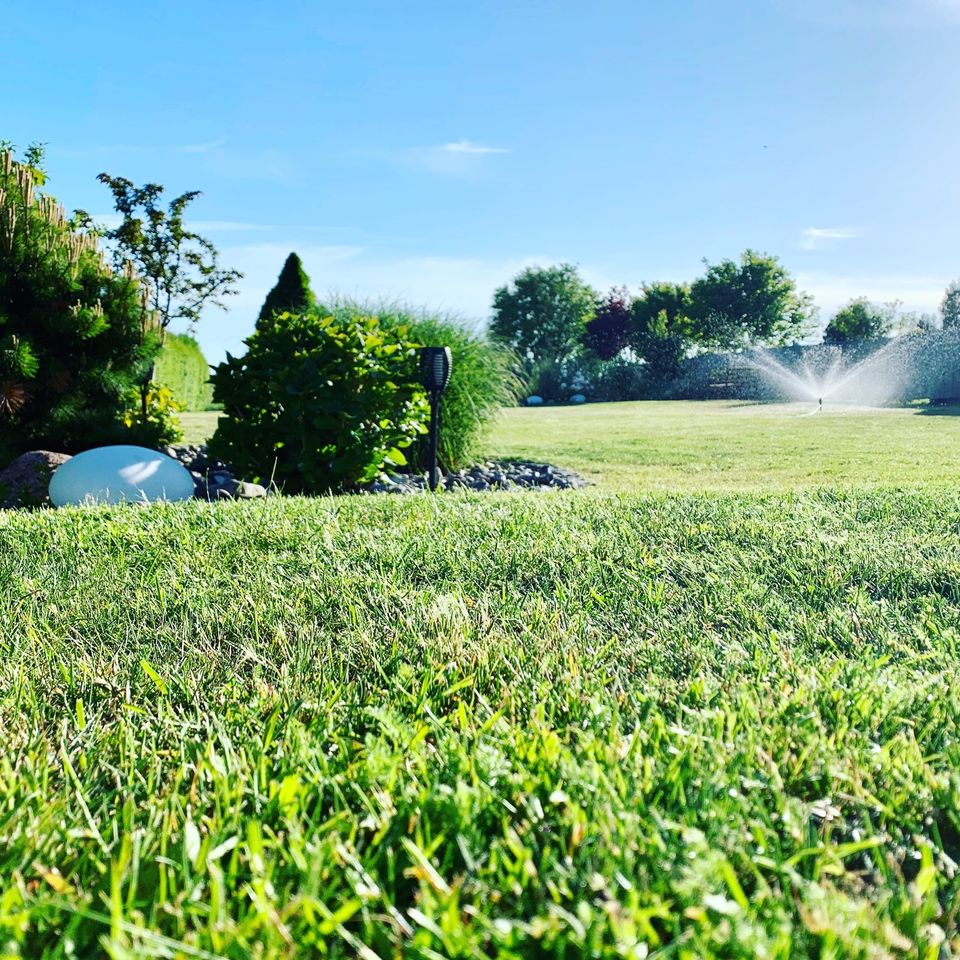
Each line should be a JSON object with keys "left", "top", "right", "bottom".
{"left": 209, "top": 311, "right": 429, "bottom": 493}
{"left": 0, "top": 146, "right": 162, "bottom": 462}
{"left": 323, "top": 298, "right": 521, "bottom": 471}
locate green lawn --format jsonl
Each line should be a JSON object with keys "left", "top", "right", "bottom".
{"left": 180, "top": 400, "right": 960, "bottom": 491}
{"left": 3, "top": 404, "right": 960, "bottom": 957}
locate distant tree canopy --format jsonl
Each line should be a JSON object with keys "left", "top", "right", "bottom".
{"left": 490, "top": 264, "right": 595, "bottom": 369}
{"left": 258, "top": 252, "right": 316, "bottom": 326}
{"left": 579, "top": 253, "right": 812, "bottom": 385}
{"left": 941, "top": 280, "right": 960, "bottom": 330}
{"left": 822, "top": 298, "right": 895, "bottom": 346}
{"left": 583, "top": 287, "right": 631, "bottom": 360}
{"left": 687, "top": 250, "right": 816, "bottom": 349}
{"left": 630, "top": 282, "right": 694, "bottom": 383}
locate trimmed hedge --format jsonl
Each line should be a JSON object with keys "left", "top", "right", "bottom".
{"left": 154, "top": 333, "right": 213, "bottom": 411}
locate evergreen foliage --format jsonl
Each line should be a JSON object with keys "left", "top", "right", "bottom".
{"left": 258, "top": 252, "right": 316, "bottom": 326}
{"left": 0, "top": 147, "right": 162, "bottom": 462}
{"left": 154, "top": 333, "right": 213, "bottom": 410}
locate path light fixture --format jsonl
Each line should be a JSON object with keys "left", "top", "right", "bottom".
{"left": 419, "top": 347, "right": 452, "bottom": 491}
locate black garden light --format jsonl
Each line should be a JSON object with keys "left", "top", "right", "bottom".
{"left": 419, "top": 346, "right": 452, "bottom": 491}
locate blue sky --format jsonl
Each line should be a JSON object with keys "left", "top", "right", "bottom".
{"left": 5, "top": 0, "right": 960, "bottom": 362}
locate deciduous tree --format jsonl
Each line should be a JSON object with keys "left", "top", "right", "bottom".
{"left": 689, "top": 250, "right": 815, "bottom": 349}
{"left": 823, "top": 298, "right": 895, "bottom": 345}
{"left": 491, "top": 264, "right": 595, "bottom": 370}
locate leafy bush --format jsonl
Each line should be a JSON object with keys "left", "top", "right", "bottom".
{"left": 591, "top": 357, "right": 648, "bottom": 402}
{"left": 0, "top": 147, "right": 160, "bottom": 462}
{"left": 322, "top": 299, "right": 520, "bottom": 471}
{"left": 154, "top": 333, "right": 212, "bottom": 410}
{"left": 529, "top": 351, "right": 604, "bottom": 402}
{"left": 122, "top": 382, "right": 184, "bottom": 448}
{"left": 209, "top": 311, "right": 429, "bottom": 492}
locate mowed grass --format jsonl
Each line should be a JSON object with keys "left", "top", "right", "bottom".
{"left": 489, "top": 401, "right": 960, "bottom": 491}
{"left": 2, "top": 491, "right": 960, "bottom": 957}
{"left": 178, "top": 401, "right": 960, "bottom": 491}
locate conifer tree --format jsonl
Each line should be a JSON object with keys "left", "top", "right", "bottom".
{"left": 0, "top": 145, "right": 159, "bottom": 461}
{"left": 257, "top": 252, "right": 316, "bottom": 325}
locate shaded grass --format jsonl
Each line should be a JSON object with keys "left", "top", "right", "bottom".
{"left": 2, "top": 491, "right": 959, "bottom": 956}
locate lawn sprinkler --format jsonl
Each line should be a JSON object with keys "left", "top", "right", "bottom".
{"left": 818, "top": 397, "right": 823, "bottom": 413}
{"left": 419, "top": 347, "right": 453, "bottom": 491}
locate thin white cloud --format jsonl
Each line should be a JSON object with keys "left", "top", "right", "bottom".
{"left": 440, "top": 139, "right": 509, "bottom": 155}
{"left": 800, "top": 226, "right": 862, "bottom": 250}
{"left": 402, "top": 140, "right": 510, "bottom": 177}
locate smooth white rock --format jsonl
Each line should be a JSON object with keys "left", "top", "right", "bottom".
{"left": 569, "top": 393, "right": 586, "bottom": 404}
{"left": 48, "top": 445, "right": 196, "bottom": 507}
{"left": 526, "top": 395, "right": 544, "bottom": 406}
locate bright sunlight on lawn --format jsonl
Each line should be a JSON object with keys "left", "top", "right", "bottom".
{"left": 180, "top": 400, "right": 960, "bottom": 491}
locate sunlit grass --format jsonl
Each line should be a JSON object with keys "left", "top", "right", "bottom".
{"left": 178, "top": 401, "right": 960, "bottom": 491}
{"left": 2, "top": 490, "right": 959, "bottom": 956}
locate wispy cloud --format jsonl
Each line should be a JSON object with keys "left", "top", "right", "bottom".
{"left": 402, "top": 139, "right": 510, "bottom": 177}
{"left": 800, "top": 226, "right": 862, "bottom": 250}
{"left": 440, "top": 139, "right": 509, "bottom": 155}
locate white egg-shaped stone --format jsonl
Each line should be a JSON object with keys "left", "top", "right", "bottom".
{"left": 569, "top": 393, "right": 586, "bottom": 404}
{"left": 526, "top": 395, "right": 544, "bottom": 406}
{"left": 48, "top": 445, "right": 196, "bottom": 507}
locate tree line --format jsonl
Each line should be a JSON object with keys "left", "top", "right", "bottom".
{"left": 489, "top": 254, "right": 960, "bottom": 393}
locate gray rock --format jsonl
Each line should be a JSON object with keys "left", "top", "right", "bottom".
{"left": 236, "top": 481, "right": 267, "bottom": 499}
{"left": 0, "top": 451, "right": 72, "bottom": 508}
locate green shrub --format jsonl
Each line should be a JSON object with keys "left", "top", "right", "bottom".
{"left": 258, "top": 252, "right": 316, "bottom": 327}
{"left": 323, "top": 299, "right": 520, "bottom": 471}
{"left": 122, "top": 382, "right": 184, "bottom": 448}
{"left": 529, "top": 351, "right": 601, "bottom": 402}
{"left": 0, "top": 147, "right": 161, "bottom": 461}
{"left": 209, "top": 311, "right": 429, "bottom": 492}
{"left": 154, "top": 332, "right": 212, "bottom": 410}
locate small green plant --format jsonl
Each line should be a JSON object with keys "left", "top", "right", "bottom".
{"left": 122, "top": 381, "right": 184, "bottom": 448}
{"left": 323, "top": 299, "right": 520, "bottom": 471}
{"left": 209, "top": 311, "right": 429, "bottom": 492}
